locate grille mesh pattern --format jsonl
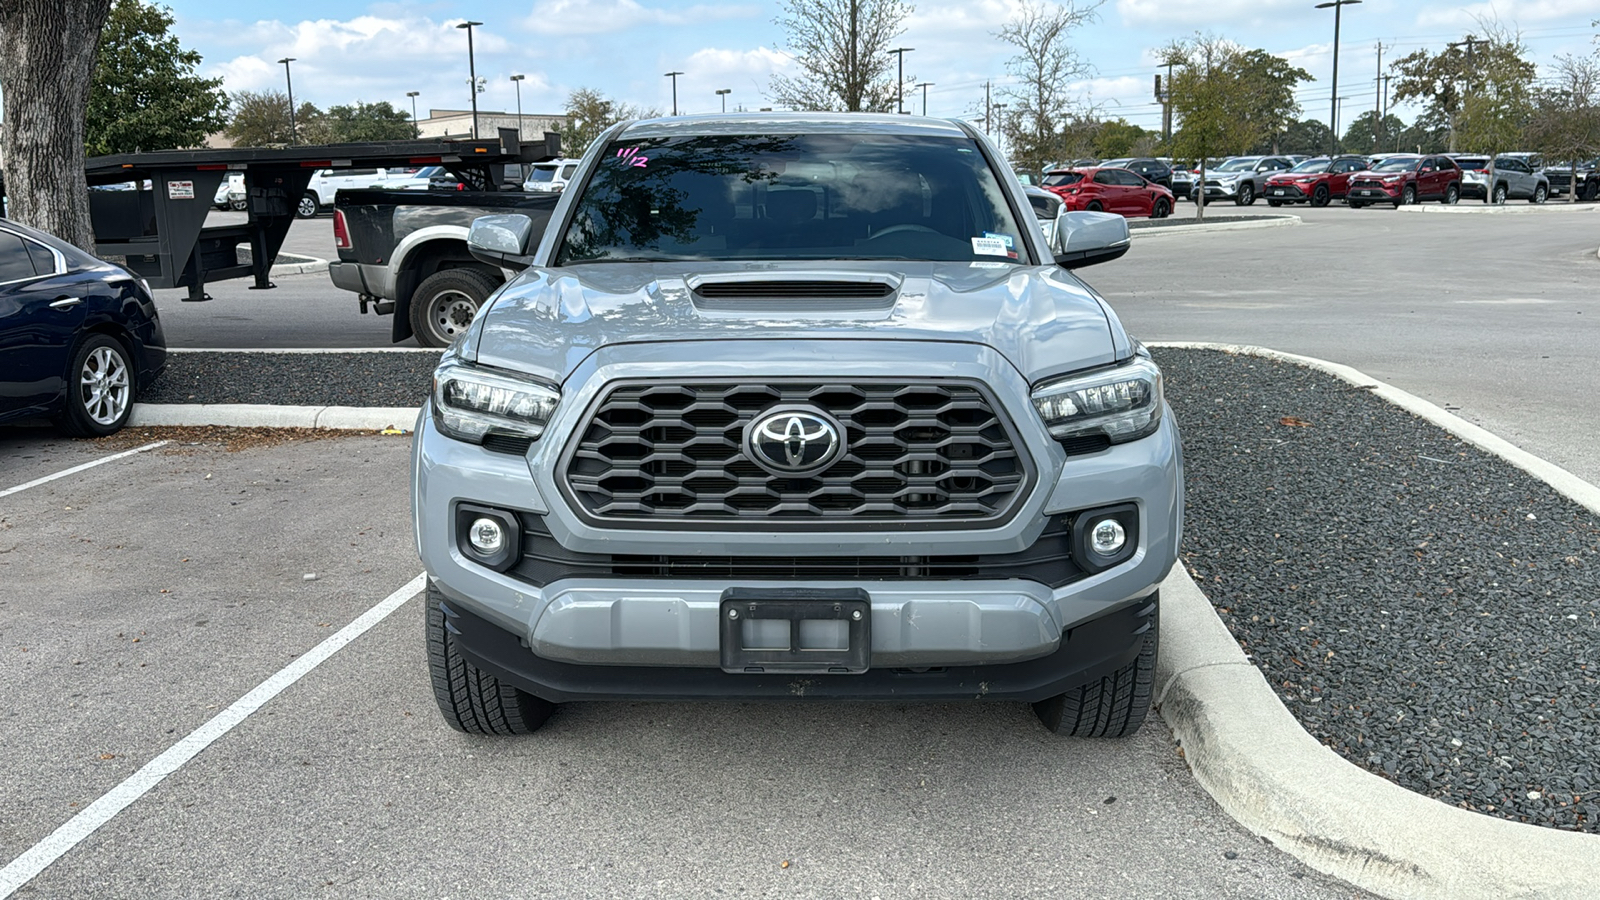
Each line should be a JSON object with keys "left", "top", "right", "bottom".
{"left": 563, "top": 381, "right": 1028, "bottom": 524}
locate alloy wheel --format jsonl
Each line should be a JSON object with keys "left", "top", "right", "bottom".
{"left": 80, "top": 346, "right": 130, "bottom": 426}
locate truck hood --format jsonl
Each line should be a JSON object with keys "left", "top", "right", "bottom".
{"left": 469, "top": 261, "right": 1124, "bottom": 385}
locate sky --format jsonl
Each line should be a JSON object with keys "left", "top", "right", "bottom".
{"left": 170, "top": 0, "right": 1600, "bottom": 141}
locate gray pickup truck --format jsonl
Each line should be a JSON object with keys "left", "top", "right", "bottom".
{"left": 328, "top": 189, "right": 560, "bottom": 346}
{"left": 413, "top": 113, "right": 1183, "bottom": 738}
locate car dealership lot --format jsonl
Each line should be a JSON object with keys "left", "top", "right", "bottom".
{"left": 0, "top": 431, "right": 1369, "bottom": 898}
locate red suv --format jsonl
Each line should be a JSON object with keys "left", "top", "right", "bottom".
{"left": 1041, "top": 167, "right": 1175, "bottom": 219}
{"left": 1261, "top": 155, "right": 1370, "bottom": 207}
{"left": 1346, "top": 155, "right": 1462, "bottom": 207}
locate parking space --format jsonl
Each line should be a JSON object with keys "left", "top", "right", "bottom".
{"left": 0, "top": 434, "right": 1371, "bottom": 898}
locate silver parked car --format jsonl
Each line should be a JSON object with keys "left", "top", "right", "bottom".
{"left": 1484, "top": 156, "right": 1549, "bottom": 204}
{"left": 414, "top": 113, "right": 1182, "bottom": 737}
{"left": 1193, "top": 155, "right": 1294, "bottom": 205}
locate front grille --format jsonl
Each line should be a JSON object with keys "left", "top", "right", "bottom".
{"left": 694, "top": 280, "right": 894, "bottom": 300}
{"left": 511, "top": 515, "right": 1083, "bottom": 588}
{"left": 561, "top": 380, "right": 1030, "bottom": 527}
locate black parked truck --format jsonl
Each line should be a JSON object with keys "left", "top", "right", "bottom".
{"left": 329, "top": 188, "right": 561, "bottom": 347}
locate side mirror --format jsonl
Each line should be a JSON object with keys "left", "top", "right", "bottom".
{"left": 1050, "top": 211, "right": 1130, "bottom": 269}
{"left": 467, "top": 214, "right": 536, "bottom": 271}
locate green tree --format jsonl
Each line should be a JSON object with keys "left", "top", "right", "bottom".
{"left": 562, "top": 88, "right": 655, "bottom": 157}
{"left": 992, "top": 0, "right": 1100, "bottom": 174}
{"left": 1526, "top": 54, "right": 1600, "bottom": 202}
{"left": 1339, "top": 111, "right": 1406, "bottom": 155}
{"left": 1278, "top": 118, "right": 1331, "bottom": 155}
{"left": 1390, "top": 27, "right": 1534, "bottom": 154}
{"left": 1092, "top": 118, "right": 1153, "bottom": 158}
{"left": 224, "top": 90, "right": 295, "bottom": 146}
{"left": 1233, "top": 49, "right": 1312, "bottom": 154}
{"left": 322, "top": 101, "right": 414, "bottom": 142}
{"left": 86, "top": 0, "right": 227, "bottom": 155}
{"left": 768, "top": 0, "right": 912, "bottom": 112}
{"left": 1165, "top": 35, "right": 1274, "bottom": 218}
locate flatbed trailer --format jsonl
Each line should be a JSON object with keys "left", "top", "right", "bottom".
{"left": 83, "top": 129, "right": 559, "bottom": 302}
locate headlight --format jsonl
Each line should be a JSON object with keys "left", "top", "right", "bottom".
{"left": 1031, "top": 355, "right": 1163, "bottom": 444}
{"left": 1382, "top": 174, "right": 1404, "bottom": 182}
{"left": 432, "top": 358, "right": 560, "bottom": 445}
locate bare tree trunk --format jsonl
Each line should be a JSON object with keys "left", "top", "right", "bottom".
{"left": 0, "top": 0, "right": 113, "bottom": 252}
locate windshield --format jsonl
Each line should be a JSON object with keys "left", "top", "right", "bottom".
{"left": 1372, "top": 157, "right": 1420, "bottom": 172}
{"left": 1042, "top": 171, "right": 1084, "bottom": 187}
{"left": 557, "top": 133, "right": 1029, "bottom": 265}
{"left": 1214, "top": 158, "right": 1258, "bottom": 172}
{"left": 1288, "top": 158, "right": 1330, "bottom": 173}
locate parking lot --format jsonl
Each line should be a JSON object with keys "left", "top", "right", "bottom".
{"left": 0, "top": 429, "right": 1374, "bottom": 898}
{"left": 6, "top": 194, "right": 1596, "bottom": 898}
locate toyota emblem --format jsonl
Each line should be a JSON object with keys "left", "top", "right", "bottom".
{"left": 744, "top": 406, "right": 845, "bottom": 477}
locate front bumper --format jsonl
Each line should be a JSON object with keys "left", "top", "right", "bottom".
{"left": 1263, "top": 183, "right": 1309, "bottom": 202}
{"left": 1348, "top": 184, "right": 1401, "bottom": 201}
{"left": 413, "top": 341, "right": 1183, "bottom": 698}
{"left": 1193, "top": 181, "right": 1240, "bottom": 200}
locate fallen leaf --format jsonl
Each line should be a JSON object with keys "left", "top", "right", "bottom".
{"left": 99, "top": 753, "right": 115, "bottom": 760}
{"left": 1279, "top": 416, "right": 1312, "bottom": 427}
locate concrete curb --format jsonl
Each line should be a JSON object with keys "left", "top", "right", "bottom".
{"left": 1147, "top": 343, "right": 1600, "bottom": 899}
{"left": 269, "top": 257, "right": 330, "bottom": 276}
{"left": 1148, "top": 342, "right": 1600, "bottom": 517}
{"left": 1396, "top": 203, "right": 1596, "bottom": 215}
{"left": 128, "top": 404, "right": 419, "bottom": 430}
{"left": 1131, "top": 215, "right": 1299, "bottom": 238}
{"left": 1154, "top": 567, "right": 1600, "bottom": 900}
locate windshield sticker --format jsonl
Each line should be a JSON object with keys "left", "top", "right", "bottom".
{"left": 982, "top": 231, "right": 1015, "bottom": 249}
{"left": 971, "top": 236, "right": 1009, "bottom": 257}
{"left": 615, "top": 147, "right": 649, "bottom": 168}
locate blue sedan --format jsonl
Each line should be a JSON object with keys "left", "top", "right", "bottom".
{"left": 0, "top": 218, "right": 166, "bottom": 436}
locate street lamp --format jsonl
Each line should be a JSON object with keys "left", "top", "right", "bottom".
{"left": 664, "top": 71, "right": 683, "bottom": 116}
{"left": 716, "top": 88, "right": 731, "bottom": 113}
{"left": 406, "top": 91, "right": 420, "bottom": 138}
{"left": 993, "top": 102, "right": 1009, "bottom": 155}
{"left": 510, "top": 74, "right": 526, "bottom": 138}
{"left": 1315, "top": 0, "right": 1361, "bottom": 156}
{"left": 916, "top": 81, "right": 933, "bottom": 116}
{"left": 456, "top": 20, "right": 483, "bottom": 139}
{"left": 277, "top": 57, "right": 297, "bottom": 143}
{"left": 888, "top": 48, "right": 914, "bottom": 114}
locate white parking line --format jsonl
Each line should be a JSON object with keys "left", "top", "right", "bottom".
{"left": 0, "top": 441, "right": 170, "bottom": 501}
{"left": 0, "top": 572, "right": 428, "bottom": 898}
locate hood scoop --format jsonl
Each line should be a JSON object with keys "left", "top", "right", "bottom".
{"left": 689, "top": 276, "right": 899, "bottom": 313}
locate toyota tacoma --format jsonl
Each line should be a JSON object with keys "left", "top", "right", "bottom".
{"left": 413, "top": 114, "right": 1183, "bottom": 737}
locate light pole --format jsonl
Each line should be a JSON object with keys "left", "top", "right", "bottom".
{"left": 888, "top": 48, "right": 914, "bottom": 113}
{"left": 916, "top": 81, "right": 933, "bottom": 116}
{"left": 1315, "top": 0, "right": 1360, "bottom": 156}
{"left": 510, "top": 74, "right": 525, "bottom": 138}
{"left": 993, "top": 102, "right": 1008, "bottom": 155}
{"left": 277, "top": 57, "right": 297, "bottom": 143}
{"left": 664, "top": 71, "right": 684, "bottom": 115}
{"left": 716, "top": 88, "right": 730, "bottom": 113}
{"left": 406, "top": 91, "right": 420, "bottom": 138}
{"left": 456, "top": 20, "right": 483, "bottom": 139}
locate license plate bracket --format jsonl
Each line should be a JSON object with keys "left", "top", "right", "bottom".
{"left": 719, "top": 587, "right": 870, "bottom": 674}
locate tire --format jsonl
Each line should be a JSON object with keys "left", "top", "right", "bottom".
{"left": 1311, "top": 186, "right": 1330, "bottom": 208}
{"left": 296, "top": 192, "right": 321, "bottom": 218}
{"left": 1034, "top": 596, "right": 1158, "bottom": 738}
{"left": 426, "top": 585, "right": 556, "bottom": 735}
{"left": 1349, "top": 201, "right": 1366, "bottom": 209}
{"left": 1493, "top": 183, "right": 1508, "bottom": 205}
{"left": 229, "top": 197, "right": 248, "bottom": 212}
{"left": 1396, "top": 186, "right": 1415, "bottom": 207}
{"left": 1267, "top": 199, "right": 1283, "bottom": 207}
{"left": 1085, "top": 201, "right": 1103, "bottom": 212}
{"left": 1235, "top": 182, "right": 1254, "bottom": 206}
{"left": 1152, "top": 198, "right": 1170, "bottom": 219}
{"left": 56, "top": 334, "right": 135, "bottom": 438}
{"left": 1531, "top": 184, "right": 1547, "bottom": 204}
{"left": 409, "top": 268, "right": 500, "bottom": 348}
{"left": 1582, "top": 182, "right": 1599, "bottom": 202}
{"left": 1443, "top": 184, "right": 1459, "bottom": 205}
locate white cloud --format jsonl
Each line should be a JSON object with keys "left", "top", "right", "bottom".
{"left": 1116, "top": 0, "right": 1311, "bottom": 28}
{"left": 1415, "top": 0, "right": 1600, "bottom": 28}
{"left": 524, "top": 0, "right": 757, "bottom": 36}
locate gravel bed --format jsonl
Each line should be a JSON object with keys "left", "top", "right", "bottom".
{"left": 1131, "top": 214, "right": 1289, "bottom": 230}
{"left": 142, "top": 351, "right": 437, "bottom": 406}
{"left": 1157, "top": 347, "right": 1600, "bottom": 832}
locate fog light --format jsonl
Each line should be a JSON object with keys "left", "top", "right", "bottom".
{"left": 1090, "top": 519, "right": 1126, "bottom": 556}
{"left": 468, "top": 517, "right": 504, "bottom": 554}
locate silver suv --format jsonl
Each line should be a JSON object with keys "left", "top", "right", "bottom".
{"left": 413, "top": 114, "right": 1183, "bottom": 737}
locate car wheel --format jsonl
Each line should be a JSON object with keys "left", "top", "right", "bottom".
{"left": 1235, "top": 183, "right": 1254, "bottom": 206}
{"left": 1267, "top": 199, "right": 1283, "bottom": 207}
{"left": 426, "top": 585, "right": 556, "bottom": 735}
{"left": 1443, "top": 184, "right": 1459, "bottom": 205}
{"left": 1311, "top": 186, "right": 1330, "bottom": 208}
{"left": 1349, "top": 201, "right": 1366, "bottom": 209}
{"left": 1398, "top": 186, "right": 1416, "bottom": 207}
{"left": 1582, "top": 182, "right": 1599, "bottom": 202}
{"left": 1493, "top": 183, "right": 1508, "bottom": 205}
{"left": 1034, "top": 595, "right": 1158, "bottom": 738}
{"left": 1085, "top": 201, "right": 1103, "bottom": 212}
{"left": 1531, "top": 184, "right": 1547, "bottom": 204}
{"left": 229, "top": 197, "right": 248, "bottom": 212}
{"left": 409, "top": 268, "right": 500, "bottom": 348}
{"left": 297, "top": 192, "right": 321, "bottom": 218}
{"left": 56, "top": 334, "right": 134, "bottom": 438}
{"left": 1152, "top": 198, "right": 1170, "bottom": 219}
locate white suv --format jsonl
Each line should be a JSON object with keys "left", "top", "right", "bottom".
{"left": 298, "top": 168, "right": 398, "bottom": 218}
{"left": 523, "top": 159, "right": 579, "bottom": 193}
